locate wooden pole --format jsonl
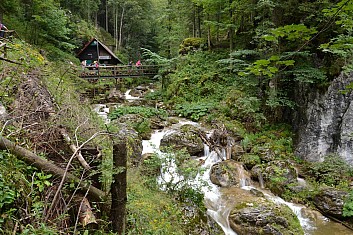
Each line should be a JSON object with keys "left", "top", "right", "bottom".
{"left": 110, "top": 140, "right": 127, "bottom": 234}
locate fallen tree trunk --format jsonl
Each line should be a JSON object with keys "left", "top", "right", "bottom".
{"left": 0, "top": 136, "right": 106, "bottom": 201}
{"left": 77, "top": 196, "right": 97, "bottom": 228}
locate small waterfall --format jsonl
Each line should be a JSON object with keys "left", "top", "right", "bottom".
{"left": 269, "top": 196, "right": 313, "bottom": 232}
{"left": 196, "top": 151, "right": 237, "bottom": 235}
{"left": 237, "top": 164, "right": 250, "bottom": 187}
{"left": 92, "top": 104, "right": 110, "bottom": 124}
{"left": 258, "top": 172, "right": 265, "bottom": 189}
{"left": 124, "top": 89, "right": 139, "bottom": 101}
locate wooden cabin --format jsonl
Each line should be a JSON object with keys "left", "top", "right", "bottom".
{"left": 76, "top": 38, "right": 123, "bottom": 66}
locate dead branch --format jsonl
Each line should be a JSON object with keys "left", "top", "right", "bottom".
{"left": 59, "top": 127, "right": 91, "bottom": 170}
{"left": 0, "top": 56, "right": 22, "bottom": 65}
{"left": 0, "top": 135, "right": 106, "bottom": 202}
{"left": 46, "top": 131, "right": 105, "bottom": 220}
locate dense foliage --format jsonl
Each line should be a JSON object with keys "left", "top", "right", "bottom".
{"left": 1, "top": 0, "right": 353, "bottom": 234}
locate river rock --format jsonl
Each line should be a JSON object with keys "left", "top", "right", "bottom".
{"left": 294, "top": 72, "right": 353, "bottom": 165}
{"left": 129, "top": 88, "right": 143, "bottom": 97}
{"left": 149, "top": 116, "right": 169, "bottom": 129}
{"left": 229, "top": 191, "right": 304, "bottom": 235}
{"left": 313, "top": 187, "right": 349, "bottom": 218}
{"left": 106, "top": 88, "right": 125, "bottom": 102}
{"left": 116, "top": 114, "right": 144, "bottom": 125}
{"left": 210, "top": 160, "right": 251, "bottom": 187}
{"left": 251, "top": 146, "right": 276, "bottom": 162}
{"left": 160, "top": 124, "right": 204, "bottom": 156}
{"left": 135, "top": 85, "right": 149, "bottom": 91}
{"left": 231, "top": 143, "right": 246, "bottom": 160}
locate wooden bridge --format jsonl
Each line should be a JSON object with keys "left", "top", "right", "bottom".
{"left": 79, "top": 65, "right": 160, "bottom": 80}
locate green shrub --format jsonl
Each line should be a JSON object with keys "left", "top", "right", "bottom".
{"left": 109, "top": 106, "right": 168, "bottom": 120}
{"left": 179, "top": 37, "right": 207, "bottom": 55}
{"left": 306, "top": 154, "right": 353, "bottom": 187}
{"left": 343, "top": 191, "right": 353, "bottom": 217}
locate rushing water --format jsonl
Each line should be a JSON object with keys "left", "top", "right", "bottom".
{"left": 140, "top": 122, "right": 353, "bottom": 235}
{"left": 92, "top": 101, "right": 352, "bottom": 235}
{"left": 92, "top": 104, "right": 110, "bottom": 124}
{"left": 124, "top": 89, "right": 140, "bottom": 101}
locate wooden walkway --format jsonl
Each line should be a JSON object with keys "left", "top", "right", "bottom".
{"left": 79, "top": 65, "right": 159, "bottom": 80}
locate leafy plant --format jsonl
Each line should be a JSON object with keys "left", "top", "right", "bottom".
{"left": 109, "top": 106, "right": 168, "bottom": 120}
{"left": 343, "top": 191, "right": 353, "bottom": 217}
{"left": 306, "top": 154, "right": 353, "bottom": 186}
{"left": 175, "top": 102, "right": 214, "bottom": 121}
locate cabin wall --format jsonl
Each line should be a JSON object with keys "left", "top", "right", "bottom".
{"left": 79, "top": 46, "right": 98, "bottom": 65}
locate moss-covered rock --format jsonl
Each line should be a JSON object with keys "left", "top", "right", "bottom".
{"left": 160, "top": 124, "right": 204, "bottom": 156}
{"left": 314, "top": 187, "right": 349, "bottom": 219}
{"left": 229, "top": 191, "right": 303, "bottom": 235}
{"left": 210, "top": 160, "right": 251, "bottom": 187}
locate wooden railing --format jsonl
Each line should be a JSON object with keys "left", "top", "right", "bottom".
{"left": 79, "top": 65, "right": 160, "bottom": 80}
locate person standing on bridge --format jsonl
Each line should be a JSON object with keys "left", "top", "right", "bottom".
{"left": 136, "top": 60, "right": 142, "bottom": 74}
{"left": 93, "top": 61, "right": 99, "bottom": 75}
{"left": 81, "top": 60, "right": 87, "bottom": 73}
{"left": 0, "top": 21, "right": 8, "bottom": 38}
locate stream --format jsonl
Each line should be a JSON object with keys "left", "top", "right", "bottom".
{"left": 94, "top": 89, "right": 353, "bottom": 235}
{"left": 141, "top": 122, "right": 353, "bottom": 235}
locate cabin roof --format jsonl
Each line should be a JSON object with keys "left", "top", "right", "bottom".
{"left": 76, "top": 38, "right": 123, "bottom": 64}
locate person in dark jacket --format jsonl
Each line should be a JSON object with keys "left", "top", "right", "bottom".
{"left": 0, "top": 21, "right": 8, "bottom": 38}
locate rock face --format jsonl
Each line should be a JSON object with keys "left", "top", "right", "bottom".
{"left": 210, "top": 160, "right": 251, "bottom": 187}
{"left": 295, "top": 72, "right": 353, "bottom": 165}
{"left": 160, "top": 124, "right": 204, "bottom": 156}
{"left": 313, "top": 187, "right": 348, "bottom": 218}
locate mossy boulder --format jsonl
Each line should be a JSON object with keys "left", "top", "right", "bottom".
{"left": 210, "top": 160, "right": 251, "bottom": 187}
{"left": 231, "top": 143, "right": 246, "bottom": 160}
{"left": 160, "top": 124, "right": 204, "bottom": 156}
{"left": 313, "top": 187, "right": 349, "bottom": 219}
{"left": 229, "top": 190, "right": 304, "bottom": 235}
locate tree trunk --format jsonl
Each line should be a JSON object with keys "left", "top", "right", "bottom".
{"left": 105, "top": 0, "right": 108, "bottom": 31}
{"left": 118, "top": 6, "right": 125, "bottom": 50}
{"left": 193, "top": 4, "right": 196, "bottom": 37}
{"left": 0, "top": 136, "right": 106, "bottom": 201}
{"left": 197, "top": 6, "right": 202, "bottom": 38}
{"left": 115, "top": 7, "right": 118, "bottom": 50}
{"left": 207, "top": 14, "right": 211, "bottom": 50}
{"left": 110, "top": 141, "right": 127, "bottom": 234}
{"left": 229, "top": 0, "right": 234, "bottom": 51}
{"left": 77, "top": 196, "right": 97, "bottom": 227}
